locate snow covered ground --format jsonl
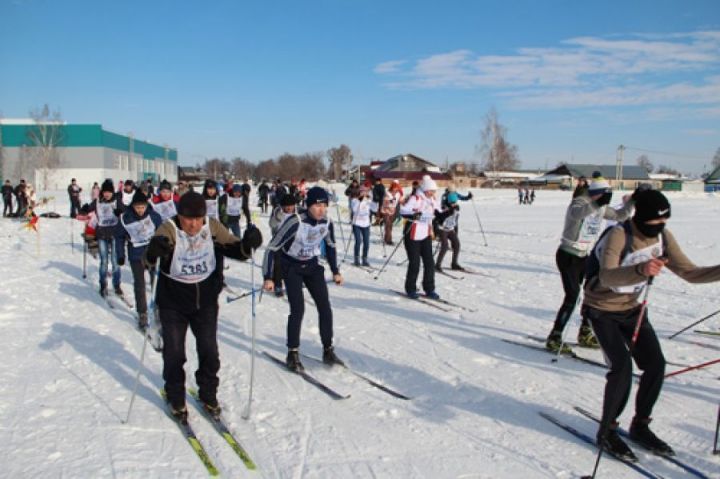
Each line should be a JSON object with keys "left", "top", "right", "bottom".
{"left": 1, "top": 187, "right": 719, "bottom": 478}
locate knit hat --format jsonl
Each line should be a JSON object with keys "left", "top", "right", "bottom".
{"left": 204, "top": 179, "right": 217, "bottom": 190}
{"left": 159, "top": 180, "right": 172, "bottom": 191}
{"left": 232, "top": 184, "right": 243, "bottom": 194}
{"left": 124, "top": 179, "right": 135, "bottom": 188}
{"left": 305, "top": 186, "right": 329, "bottom": 207}
{"left": 587, "top": 176, "right": 611, "bottom": 195}
{"left": 131, "top": 190, "right": 149, "bottom": 205}
{"left": 177, "top": 191, "right": 207, "bottom": 217}
{"left": 633, "top": 190, "right": 671, "bottom": 223}
{"left": 101, "top": 179, "right": 115, "bottom": 193}
{"left": 421, "top": 175, "right": 437, "bottom": 192}
{"left": 280, "top": 193, "right": 296, "bottom": 206}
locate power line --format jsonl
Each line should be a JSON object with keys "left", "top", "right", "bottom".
{"left": 623, "top": 145, "right": 709, "bottom": 161}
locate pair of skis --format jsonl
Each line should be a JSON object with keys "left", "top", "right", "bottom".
{"left": 161, "top": 389, "right": 257, "bottom": 476}
{"left": 262, "top": 351, "right": 411, "bottom": 401}
{"left": 540, "top": 406, "right": 709, "bottom": 478}
{"left": 391, "top": 290, "right": 477, "bottom": 313}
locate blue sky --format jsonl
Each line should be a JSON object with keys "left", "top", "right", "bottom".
{"left": 1, "top": 0, "right": 719, "bottom": 174}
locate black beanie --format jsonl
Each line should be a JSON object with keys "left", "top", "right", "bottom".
{"left": 131, "top": 190, "right": 149, "bottom": 205}
{"left": 633, "top": 190, "right": 671, "bottom": 223}
{"left": 159, "top": 180, "right": 172, "bottom": 191}
{"left": 305, "top": 186, "right": 329, "bottom": 207}
{"left": 101, "top": 179, "right": 114, "bottom": 193}
{"left": 280, "top": 193, "right": 296, "bottom": 206}
{"left": 177, "top": 191, "right": 206, "bottom": 217}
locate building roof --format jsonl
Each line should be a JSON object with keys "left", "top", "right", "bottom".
{"left": 705, "top": 165, "right": 720, "bottom": 183}
{"left": 374, "top": 153, "right": 442, "bottom": 173}
{"left": 544, "top": 163, "right": 650, "bottom": 180}
{"left": 0, "top": 123, "right": 177, "bottom": 161}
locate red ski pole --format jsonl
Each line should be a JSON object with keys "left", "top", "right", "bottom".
{"left": 664, "top": 358, "right": 720, "bottom": 378}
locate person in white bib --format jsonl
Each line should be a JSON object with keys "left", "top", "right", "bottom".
{"left": 202, "top": 179, "right": 220, "bottom": 220}
{"left": 350, "top": 186, "right": 372, "bottom": 266}
{"left": 144, "top": 191, "right": 262, "bottom": 422}
{"left": 116, "top": 190, "right": 163, "bottom": 330}
{"left": 581, "top": 189, "right": 720, "bottom": 460}
{"left": 219, "top": 184, "right": 251, "bottom": 237}
{"left": 546, "top": 175, "right": 634, "bottom": 353}
{"left": 262, "top": 186, "right": 344, "bottom": 372}
{"left": 267, "top": 192, "right": 298, "bottom": 297}
{"left": 399, "top": 175, "right": 454, "bottom": 300}
{"left": 119, "top": 180, "right": 137, "bottom": 208}
{"left": 81, "top": 179, "right": 123, "bottom": 298}
{"left": 152, "top": 180, "right": 179, "bottom": 222}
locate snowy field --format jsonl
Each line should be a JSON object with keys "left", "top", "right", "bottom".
{"left": 1, "top": 187, "right": 719, "bottom": 479}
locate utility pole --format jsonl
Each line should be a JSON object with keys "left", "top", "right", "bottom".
{"left": 616, "top": 144, "right": 625, "bottom": 190}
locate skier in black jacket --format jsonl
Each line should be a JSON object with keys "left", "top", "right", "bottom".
{"left": 2, "top": 179, "right": 13, "bottom": 217}
{"left": 144, "top": 191, "right": 262, "bottom": 420}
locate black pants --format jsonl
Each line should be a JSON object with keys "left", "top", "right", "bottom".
{"left": 404, "top": 233, "right": 435, "bottom": 295}
{"left": 2, "top": 198, "right": 12, "bottom": 216}
{"left": 282, "top": 257, "right": 333, "bottom": 349}
{"left": 160, "top": 306, "right": 220, "bottom": 408}
{"left": 551, "top": 248, "right": 589, "bottom": 333}
{"left": 436, "top": 229, "right": 460, "bottom": 267}
{"left": 130, "top": 261, "right": 152, "bottom": 314}
{"left": 70, "top": 197, "right": 81, "bottom": 218}
{"left": 583, "top": 305, "right": 665, "bottom": 430}
{"left": 272, "top": 250, "right": 284, "bottom": 289}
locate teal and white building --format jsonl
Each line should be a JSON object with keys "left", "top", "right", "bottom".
{"left": 0, "top": 119, "right": 178, "bottom": 191}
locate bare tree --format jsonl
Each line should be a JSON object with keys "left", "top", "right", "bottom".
{"left": 327, "top": 144, "right": 353, "bottom": 180}
{"left": 712, "top": 147, "right": 720, "bottom": 169}
{"left": 203, "top": 158, "right": 231, "bottom": 180}
{"left": 23, "top": 104, "right": 65, "bottom": 190}
{"left": 476, "top": 108, "right": 520, "bottom": 174}
{"left": 254, "top": 159, "right": 277, "bottom": 180}
{"left": 636, "top": 154, "right": 654, "bottom": 173}
{"left": 296, "top": 152, "right": 326, "bottom": 180}
{"left": 230, "top": 157, "right": 255, "bottom": 180}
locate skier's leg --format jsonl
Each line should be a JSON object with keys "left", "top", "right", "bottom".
{"left": 362, "top": 226, "right": 370, "bottom": 260}
{"left": 449, "top": 230, "right": 461, "bottom": 267}
{"left": 284, "top": 261, "right": 305, "bottom": 349}
{"left": 436, "top": 230, "right": 449, "bottom": 267}
{"left": 405, "top": 237, "right": 421, "bottom": 294}
{"left": 304, "top": 263, "right": 333, "bottom": 348}
{"left": 189, "top": 305, "right": 220, "bottom": 405}
{"left": 160, "top": 308, "right": 190, "bottom": 408}
{"left": 131, "top": 260, "right": 147, "bottom": 314}
{"left": 420, "top": 237, "right": 435, "bottom": 294}
{"left": 631, "top": 315, "right": 666, "bottom": 419}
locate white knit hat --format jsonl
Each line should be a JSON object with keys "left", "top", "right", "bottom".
{"left": 421, "top": 175, "right": 437, "bottom": 192}
{"left": 588, "top": 177, "right": 611, "bottom": 195}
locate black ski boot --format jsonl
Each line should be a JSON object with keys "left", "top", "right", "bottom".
{"left": 577, "top": 324, "right": 600, "bottom": 348}
{"left": 597, "top": 426, "right": 638, "bottom": 462}
{"left": 99, "top": 286, "right": 108, "bottom": 298}
{"left": 286, "top": 349, "right": 304, "bottom": 372}
{"left": 434, "top": 264, "right": 443, "bottom": 272}
{"left": 169, "top": 403, "right": 188, "bottom": 423}
{"left": 138, "top": 312, "right": 149, "bottom": 331}
{"left": 353, "top": 256, "right": 360, "bottom": 267}
{"left": 362, "top": 257, "right": 370, "bottom": 267}
{"left": 545, "top": 330, "right": 572, "bottom": 354}
{"left": 201, "top": 396, "right": 221, "bottom": 419}
{"left": 450, "top": 263, "right": 465, "bottom": 271}
{"left": 114, "top": 285, "right": 124, "bottom": 296}
{"left": 322, "top": 346, "right": 345, "bottom": 366}
{"left": 629, "top": 417, "right": 675, "bottom": 456}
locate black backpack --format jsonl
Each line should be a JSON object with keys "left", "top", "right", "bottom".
{"left": 585, "top": 220, "right": 666, "bottom": 282}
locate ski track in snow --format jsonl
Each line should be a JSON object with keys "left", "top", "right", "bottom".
{"left": 1, "top": 189, "right": 719, "bottom": 477}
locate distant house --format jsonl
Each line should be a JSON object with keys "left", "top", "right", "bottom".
{"left": 704, "top": 165, "right": 720, "bottom": 192}
{"left": 540, "top": 164, "right": 651, "bottom": 190}
{"left": 178, "top": 166, "right": 209, "bottom": 185}
{"left": 366, "top": 153, "right": 451, "bottom": 187}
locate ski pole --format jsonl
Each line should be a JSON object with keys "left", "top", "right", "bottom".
{"left": 70, "top": 218, "right": 74, "bottom": 255}
{"left": 122, "top": 334, "right": 148, "bottom": 424}
{"left": 342, "top": 223, "right": 353, "bottom": 263}
{"left": 713, "top": 404, "right": 719, "bottom": 455}
{"left": 242, "top": 249, "right": 257, "bottom": 420}
{"left": 334, "top": 202, "right": 347, "bottom": 253}
{"left": 664, "top": 357, "right": 720, "bottom": 378}
{"left": 123, "top": 258, "right": 160, "bottom": 424}
{"left": 668, "top": 308, "right": 720, "bottom": 340}
{"left": 585, "top": 277, "right": 654, "bottom": 479}
{"left": 227, "top": 288, "right": 261, "bottom": 304}
{"left": 470, "top": 197, "right": 488, "bottom": 247}
{"left": 82, "top": 240, "right": 87, "bottom": 279}
{"left": 374, "top": 225, "right": 412, "bottom": 280}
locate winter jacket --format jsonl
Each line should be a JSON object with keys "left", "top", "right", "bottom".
{"left": 559, "top": 194, "right": 634, "bottom": 257}
{"left": 269, "top": 206, "right": 292, "bottom": 236}
{"left": 400, "top": 194, "right": 452, "bottom": 241}
{"left": 1, "top": 184, "right": 13, "bottom": 200}
{"left": 344, "top": 184, "right": 360, "bottom": 200}
{"left": 116, "top": 207, "right": 163, "bottom": 263}
{"left": 262, "top": 211, "right": 339, "bottom": 279}
{"left": 372, "top": 183, "right": 386, "bottom": 204}
{"left": 219, "top": 193, "right": 251, "bottom": 226}
{"left": 84, "top": 196, "right": 122, "bottom": 240}
{"left": 146, "top": 217, "right": 251, "bottom": 311}
{"left": 583, "top": 222, "right": 720, "bottom": 312}
{"left": 67, "top": 184, "right": 82, "bottom": 199}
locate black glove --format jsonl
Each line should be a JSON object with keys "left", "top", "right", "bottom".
{"left": 467, "top": 192, "right": 473, "bottom": 199}
{"left": 241, "top": 224, "right": 263, "bottom": 251}
{"left": 117, "top": 256, "right": 125, "bottom": 266}
{"left": 413, "top": 211, "right": 422, "bottom": 220}
{"left": 595, "top": 191, "right": 612, "bottom": 207}
{"left": 147, "top": 236, "right": 173, "bottom": 261}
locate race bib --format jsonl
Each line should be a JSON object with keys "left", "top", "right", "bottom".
{"left": 226, "top": 196, "right": 243, "bottom": 217}
{"left": 287, "top": 222, "right": 328, "bottom": 260}
{"left": 122, "top": 191, "right": 135, "bottom": 206}
{"left": 205, "top": 199, "right": 218, "bottom": 219}
{"left": 153, "top": 200, "right": 177, "bottom": 221}
{"left": 613, "top": 239, "right": 664, "bottom": 295}
{"left": 97, "top": 202, "right": 118, "bottom": 227}
{"left": 122, "top": 215, "right": 156, "bottom": 247}
{"left": 169, "top": 220, "right": 216, "bottom": 283}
